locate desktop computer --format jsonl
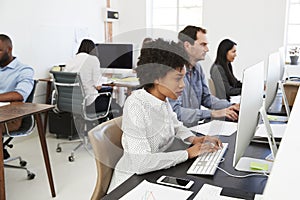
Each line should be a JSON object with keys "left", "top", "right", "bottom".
{"left": 233, "top": 61, "right": 277, "bottom": 173}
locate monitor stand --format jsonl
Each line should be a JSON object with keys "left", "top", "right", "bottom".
{"left": 278, "top": 80, "right": 291, "bottom": 117}
{"left": 235, "top": 157, "right": 273, "bottom": 173}
{"left": 235, "top": 106, "right": 278, "bottom": 174}
{"left": 266, "top": 80, "right": 290, "bottom": 122}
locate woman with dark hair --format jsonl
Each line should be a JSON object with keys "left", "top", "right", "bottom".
{"left": 108, "top": 38, "right": 222, "bottom": 192}
{"left": 65, "top": 39, "right": 121, "bottom": 117}
{"left": 210, "top": 39, "right": 242, "bottom": 101}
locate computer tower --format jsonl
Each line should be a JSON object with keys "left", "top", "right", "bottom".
{"left": 48, "top": 110, "right": 79, "bottom": 140}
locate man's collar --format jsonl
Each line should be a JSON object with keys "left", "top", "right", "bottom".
{"left": 1, "top": 57, "right": 17, "bottom": 69}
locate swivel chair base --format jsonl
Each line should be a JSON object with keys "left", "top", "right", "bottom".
{"left": 4, "top": 156, "right": 36, "bottom": 180}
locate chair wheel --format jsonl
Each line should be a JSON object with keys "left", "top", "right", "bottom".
{"left": 20, "top": 160, "right": 27, "bottom": 167}
{"left": 27, "top": 172, "right": 35, "bottom": 180}
{"left": 56, "top": 147, "right": 62, "bottom": 152}
{"left": 68, "top": 156, "right": 74, "bottom": 162}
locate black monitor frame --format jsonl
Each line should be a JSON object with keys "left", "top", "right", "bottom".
{"left": 96, "top": 43, "right": 133, "bottom": 69}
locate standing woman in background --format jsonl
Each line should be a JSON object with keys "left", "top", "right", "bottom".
{"left": 210, "top": 39, "right": 242, "bottom": 101}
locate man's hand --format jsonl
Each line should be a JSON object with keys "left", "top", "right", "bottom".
{"left": 229, "top": 103, "right": 240, "bottom": 112}
{"left": 211, "top": 108, "right": 238, "bottom": 121}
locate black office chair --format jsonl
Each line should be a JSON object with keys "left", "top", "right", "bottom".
{"left": 50, "top": 71, "right": 115, "bottom": 162}
{"left": 3, "top": 80, "right": 38, "bottom": 180}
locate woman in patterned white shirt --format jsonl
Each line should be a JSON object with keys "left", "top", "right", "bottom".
{"left": 108, "top": 38, "right": 223, "bottom": 192}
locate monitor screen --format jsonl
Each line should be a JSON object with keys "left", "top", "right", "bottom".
{"left": 278, "top": 46, "right": 285, "bottom": 80}
{"left": 96, "top": 43, "right": 133, "bottom": 69}
{"left": 233, "top": 61, "right": 273, "bottom": 173}
{"left": 264, "top": 51, "right": 281, "bottom": 112}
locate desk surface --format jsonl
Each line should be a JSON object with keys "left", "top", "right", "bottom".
{"left": 0, "top": 102, "right": 54, "bottom": 122}
{"left": 103, "top": 134, "right": 270, "bottom": 200}
{"left": 0, "top": 102, "right": 55, "bottom": 200}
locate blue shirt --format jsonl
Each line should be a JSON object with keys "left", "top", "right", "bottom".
{"left": 169, "top": 62, "right": 231, "bottom": 127}
{"left": 0, "top": 57, "right": 34, "bottom": 102}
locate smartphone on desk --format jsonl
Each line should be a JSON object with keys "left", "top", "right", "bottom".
{"left": 156, "top": 175, "right": 194, "bottom": 189}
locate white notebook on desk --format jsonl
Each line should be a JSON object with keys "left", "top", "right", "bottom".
{"left": 119, "top": 180, "right": 193, "bottom": 200}
{"left": 189, "top": 120, "right": 237, "bottom": 136}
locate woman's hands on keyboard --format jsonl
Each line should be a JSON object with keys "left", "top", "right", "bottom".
{"left": 186, "top": 136, "right": 223, "bottom": 159}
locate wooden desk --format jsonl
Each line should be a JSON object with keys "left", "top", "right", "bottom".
{"left": 103, "top": 134, "right": 270, "bottom": 199}
{"left": 39, "top": 78, "right": 53, "bottom": 134}
{"left": 0, "top": 103, "right": 56, "bottom": 200}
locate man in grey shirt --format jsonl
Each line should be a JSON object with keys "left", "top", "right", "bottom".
{"left": 169, "top": 26, "right": 239, "bottom": 127}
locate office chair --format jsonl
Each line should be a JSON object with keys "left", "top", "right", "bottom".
{"left": 88, "top": 116, "right": 123, "bottom": 200}
{"left": 3, "top": 80, "right": 38, "bottom": 180}
{"left": 208, "top": 78, "right": 216, "bottom": 96}
{"left": 50, "top": 71, "right": 115, "bottom": 162}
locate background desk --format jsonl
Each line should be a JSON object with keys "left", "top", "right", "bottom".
{"left": 0, "top": 103, "right": 55, "bottom": 200}
{"left": 103, "top": 133, "right": 270, "bottom": 200}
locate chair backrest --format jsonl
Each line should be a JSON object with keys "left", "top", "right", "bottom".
{"left": 88, "top": 117, "right": 123, "bottom": 199}
{"left": 50, "top": 71, "right": 84, "bottom": 115}
{"left": 208, "top": 78, "right": 216, "bottom": 96}
{"left": 26, "top": 79, "right": 38, "bottom": 103}
{"left": 51, "top": 71, "right": 113, "bottom": 122}
{"left": 5, "top": 80, "right": 38, "bottom": 137}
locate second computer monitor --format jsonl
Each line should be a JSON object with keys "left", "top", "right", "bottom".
{"left": 233, "top": 61, "right": 273, "bottom": 173}
{"left": 264, "top": 51, "right": 281, "bottom": 112}
{"left": 96, "top": 43, "right": 133, "bottom": 69}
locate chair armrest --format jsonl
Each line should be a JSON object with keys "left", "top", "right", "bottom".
{"left": 82, "top": 92, "right": 113, "bottom": 121}
{"left": 5, "top": 115, "right": 35, "bottom": 137}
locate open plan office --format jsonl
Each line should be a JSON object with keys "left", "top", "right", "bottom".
{"left": 1, "top": 0, "right": 300, "bottom": 199}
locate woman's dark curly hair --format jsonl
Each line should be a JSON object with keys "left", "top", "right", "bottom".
{"left": 136, "top": 38, "right": 189, "bottom": 90}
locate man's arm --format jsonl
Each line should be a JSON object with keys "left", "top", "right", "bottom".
{"left": 0, "top": 91, "right": 23, "bottom": 102}
{"left": 198, "top": 64, "right": 231, "bottom": 110}
{"left": 169, "top": 97, "right": 211, "bottom": 127}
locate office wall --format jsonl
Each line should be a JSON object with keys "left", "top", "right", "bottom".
{"left": 111, "top": 0, "right": 149, "bottom": 66}
{"left": 113, "top": 0, "right": 287, "bottom": 80}
{"left": 202, "top": 0, "right": 287, "bottom": 79}
{"left": 0, "top": 0, "right": 107, "bottom": 102}
{"left": 0, "top": 0, "right": 288, "bottom": 101}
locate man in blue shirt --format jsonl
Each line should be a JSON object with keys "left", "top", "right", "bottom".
{"left": 0, "top": 34, "right": 34, "bottom": 159}
{"left": 169, "top": 26, "right": 239, "bottom": 127}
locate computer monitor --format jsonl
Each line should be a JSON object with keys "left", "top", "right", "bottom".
{"left": 233, "top": 61, "right": 276, "bottom": 173}
{"left": 265, "top": 50, "right": 291, "bottom": 118}
{"left": 264, "top": 51, "right": 281, "bottom": 112}
{"left": 96, "top": 43, "right": 133, "bottom": 72}
{"left": 278, "top": 46, "right": 285, "bottom": 80}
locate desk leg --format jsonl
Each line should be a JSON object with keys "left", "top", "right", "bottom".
{"left": 34, "top": 113, "right": 56, "bottom": 197}
{"left": 43, "top": 111, "right": 48, "bottom": 134}
{"left": 0, "top": 127, "right": 6, "bottom": 200}
{"left": 43, "top": 81, "right": 52, "bottom": 134}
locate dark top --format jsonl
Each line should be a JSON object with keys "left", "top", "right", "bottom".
{"left": 210, "top": 64, "right": 242, "bottom": 101}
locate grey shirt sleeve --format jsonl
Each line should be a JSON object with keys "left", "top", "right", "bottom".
{"left": 211, "top": 64, "right": 241, "bottom": 98}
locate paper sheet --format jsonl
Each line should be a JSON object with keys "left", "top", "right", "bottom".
{"left": 189, "top": 120, "right": 237, "bottom": 136}
{"left": 0, "top": 102, "right": 10, "bottom": 107}
{"left": 254, "top": 123, "right": 286, "bottom": 138}
{"left": 119, "top": 180, "right": 193, "bottom": 200}
{"left": 193, "top": 184, "right": 242, "bottom": 200}
{"left": 230, "top": 95, "right": 241, "bottom": 104}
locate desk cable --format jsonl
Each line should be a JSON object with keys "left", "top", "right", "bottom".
{"left": 215, "top": 159, "right": 269, "bottom": 178}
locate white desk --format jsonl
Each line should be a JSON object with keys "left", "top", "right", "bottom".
{"left": 284, "top": 64, "right": 300, "bottom": 79}
{"left": 263, "top": 89, "right": 300, "bottom": 198}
